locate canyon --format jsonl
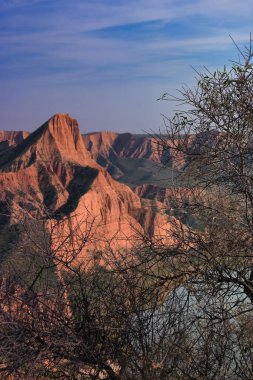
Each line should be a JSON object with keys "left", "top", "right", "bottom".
{"left": 0, "top": 114, "right": 180, "bottom": 261}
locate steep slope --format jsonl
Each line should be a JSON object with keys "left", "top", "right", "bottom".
{"left": 82, "top": 131, "right": 188, "bottom": 187}
{"left": 83, "top": 131, "right": 169, "bottom": 161}
{"left": 83, "top": 131, "right": 168, "bottom": 175}
{"left": 0, "top": 113, "right": 93, "bottom": 170}
{"left": 0, "top": 114, "right": 175, "bottom": 256}
{"left": 135, "top": 184, "right": 204, "bottom": 230}
{"left": 0, "top": 130, "right": 29, "bottom": 146}
{"left": 0, "top": 114, "right": 98, "bottom": 221}
{"left": 0, "top": 130, "right": 29, "bottom": 159}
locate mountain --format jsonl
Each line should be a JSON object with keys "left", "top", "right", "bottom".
{"left": 135, "top": 184, "right": 204, "bottom": 230}
{"left": 0, "top": 130, "right": 29, "bottom": 146}
{"left": 83, "top": 131, "right": 170, "bottom": 162}
{"left": 0, "top": 130, "right": 29, "bottom": 157}
{"left": 82, "top": 131, "right": 189, "bottom": 187}
{"left": 0, "top": 114, "right": 176, "bottom": 258}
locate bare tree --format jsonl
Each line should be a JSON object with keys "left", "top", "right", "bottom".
{"left": 0, "top": 212, "right": 192, "bottom": 379}
{"left": 2, "top": 37, "right": 253, "bottom": 380}
{"left": 143, "top": 36, "right": 253, "bottom": 378}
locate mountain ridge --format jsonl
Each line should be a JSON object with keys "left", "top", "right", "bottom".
{"left": 0, "top": 114, "right": 176, "bottom": 256}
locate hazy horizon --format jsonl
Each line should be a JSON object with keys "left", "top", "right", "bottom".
{"left": 1, "top": 0, "right": 253, "bottom": 134}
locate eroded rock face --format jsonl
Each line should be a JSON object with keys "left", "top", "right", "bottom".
{"left": 0, "top": 131, "right": 29, "bottom": 158}
{"left": 83, "top": 131, "right": 208, "bottom": 176}
{"left": 135, "top": 184, "right": 204, "bottom": 230}
{"left": 0, "top": 131, "right": 29, "bottom": 146}
{"left": 0, "top": 114, "right": 97, "bottom": 221}
{"left": 83, "top": 131, "right": 170, "bottom": 162}
{"left": 0, "top": 114, "right": 175, "bottom": 257}
{"left": 82, "top": 132, "right": 194, "bottom": 186}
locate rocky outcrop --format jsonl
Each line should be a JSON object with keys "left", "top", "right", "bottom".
{"left": 0, "top": 114, "right": 98, "bottom": 220}
{"left": 0, "top": 114, "right": 176, "bottom": 258}
{"left": 135, "top": 184, "right": 204, "bottom": 229}
{"left": 0, "top": 130, "right": 29, "bottom": 146}
{"left": 82, "top": 131, "right": 193, "bottom": 188}
{"left": 0, "top": 130, "right": 29, "bottom": 160}
{"left": 83, "top": 131, "right": 168, "bottom": 161}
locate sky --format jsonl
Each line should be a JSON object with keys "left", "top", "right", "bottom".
{"left": 1, "top": 0, "right": 253, "bottom": 134}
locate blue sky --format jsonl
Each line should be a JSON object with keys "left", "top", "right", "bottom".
{"left": 0, "top": 0, "right": 253, "bottom": 133}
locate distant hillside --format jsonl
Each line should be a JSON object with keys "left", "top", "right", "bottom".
{"left": 82, "top": 131, "right": 186, "bottom": 187}
{"left": 0, "top": 130, "right": 29, "bottom": 158}
{"left": 0, "top": 115, "right": 176, "bottom": 257}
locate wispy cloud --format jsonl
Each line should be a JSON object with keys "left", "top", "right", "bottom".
{"left": 1, "top": 0, "right": 253, "bottom": 131}
{"left": 0, "top": 0, "right": 43, "bottom": 12}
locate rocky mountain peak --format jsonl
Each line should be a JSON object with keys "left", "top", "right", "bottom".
{"left": 44, "top": 113, "right": 91, "bottom": 164}
{"left": 48, "top": 113, "right": 78, "bottom": 130}
{"left": 0, "top": 114, "right": 93, "bottom": 171}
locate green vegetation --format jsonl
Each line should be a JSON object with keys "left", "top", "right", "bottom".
{"left": 1, "top": 39, "right": 253, "bottom": 379}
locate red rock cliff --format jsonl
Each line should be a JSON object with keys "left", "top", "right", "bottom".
{"left": 0, "top": 114, "right": 175, "bottom": 257}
